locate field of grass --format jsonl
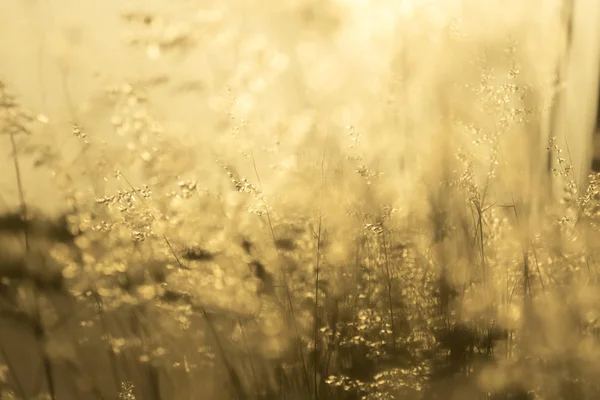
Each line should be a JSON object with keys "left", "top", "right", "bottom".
{"left": 1, "top": 1, "right": 600, "bottom": 399}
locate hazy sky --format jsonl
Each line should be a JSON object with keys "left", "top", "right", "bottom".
{"left": 2, "top": 0, "right": 598, "bottom": 215}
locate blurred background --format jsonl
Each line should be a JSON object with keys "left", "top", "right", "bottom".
{"left": 1, "top": 2, "right": 600, "bottom": 399}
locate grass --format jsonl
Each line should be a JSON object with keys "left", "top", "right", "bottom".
{"left": 1, "top": 1, "right": 600, "bottom": 399}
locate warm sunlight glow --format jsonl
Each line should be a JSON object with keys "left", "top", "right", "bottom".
{"left": 0, "top": 0, "right": 599, "bottom": 399}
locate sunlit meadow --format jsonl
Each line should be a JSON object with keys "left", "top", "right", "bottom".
{"left": 1, "top": 1, "right": 600, "bottom": 399}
